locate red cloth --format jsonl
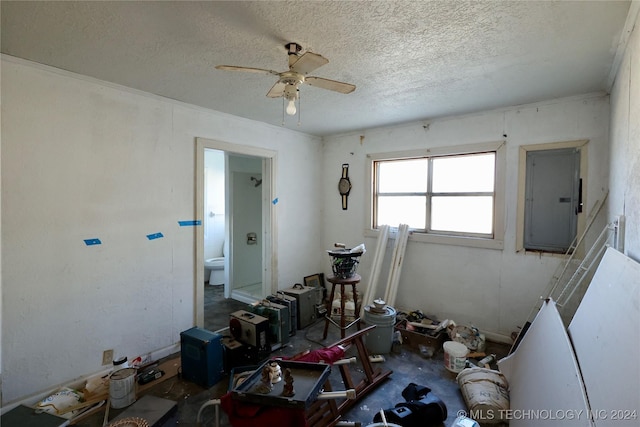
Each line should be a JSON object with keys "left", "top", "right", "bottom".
{"left": 288, "top": 346, "right": 345, "bottom": 364}
{"left": 220, "top": 391, "right": 308, "bottom": 427}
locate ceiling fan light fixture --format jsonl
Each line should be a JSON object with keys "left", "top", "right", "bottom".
{"left": 284, "top": 84, "right": 299, "bottom": 116}
{"left": 286, "top": 98, "right": 297, "bottom": 116}
{"left": 216, "top": 42, "right": 354, "bottom": 124}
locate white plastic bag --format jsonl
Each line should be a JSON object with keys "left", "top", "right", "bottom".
{"left": 35, "top": 387, "right": 84, "bottom": 419}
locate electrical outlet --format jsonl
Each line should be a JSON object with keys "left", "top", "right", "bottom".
{"left": 102, "top": 349, "right": 114, "bottom": 366}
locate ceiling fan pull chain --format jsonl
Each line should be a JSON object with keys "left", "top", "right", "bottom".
{"left": 297, "top": 91, "right": 301, "bottom": 126}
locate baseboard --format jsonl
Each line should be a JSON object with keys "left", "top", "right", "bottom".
{"left": 0, "top": 342, "right": 181, "bottom": 415}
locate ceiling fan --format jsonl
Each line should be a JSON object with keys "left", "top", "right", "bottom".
{"left": 216, "top": 42, "right": 355, "bottom": 116}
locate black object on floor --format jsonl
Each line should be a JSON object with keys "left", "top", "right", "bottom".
{"left": 373, "top": 383, "right": 447, "bottom": 427}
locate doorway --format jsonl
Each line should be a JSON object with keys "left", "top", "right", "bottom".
{"left": 195, "top": 138, "right": 277, "bottom": 327}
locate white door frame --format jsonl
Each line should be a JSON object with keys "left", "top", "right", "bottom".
{"left": 195, "top": 137, "right": 277, "bottom": 327}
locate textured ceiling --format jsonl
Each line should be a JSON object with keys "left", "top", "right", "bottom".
{"left": 0, "top": 1, "right": 632, "bottom": 136}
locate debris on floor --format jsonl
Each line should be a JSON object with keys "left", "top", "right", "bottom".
{"left": 447, "top": 323, "right": 485, "bottom": 352}
{"left": 393, "top": 310, "right": 447, "bottom": 356}
{"left": 373, "top": 382, "right": 448, "bottom": 427}
{"left": 456, "top": 367, "right": 510, "bottom": 424}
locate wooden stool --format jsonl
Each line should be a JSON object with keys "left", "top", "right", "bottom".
{"left": 323, "top": 274, "right": 361, "bottom": 339}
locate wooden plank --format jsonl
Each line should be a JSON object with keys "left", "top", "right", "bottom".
{"left": 59, "top": 394, "right": 108, "bottom": 415}
{"left": 67, "top": 402, "right": 107, "bottom": 426}
{"left": 136, "top": 356, "right": 181, "bottom": 394}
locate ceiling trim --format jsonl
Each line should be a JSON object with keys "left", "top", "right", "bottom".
{"left": 1, "top": 53, "right": 314, "bottom": 138}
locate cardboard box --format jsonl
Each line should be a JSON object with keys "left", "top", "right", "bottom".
{"left": 395, "top": 319, "right": 446, "bottom": 351}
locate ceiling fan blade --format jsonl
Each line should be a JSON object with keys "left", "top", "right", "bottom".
{"left": 289, "top": 52, "right": 329, "bottom": 74}
{"left": 216, "top": 65, "right": 280, "bottom": 76}
{"left": 266, "top": 81, "right": 286, "bottom": 98}
{"left": 305, "top": 76, "right": 356, "bottom": 94}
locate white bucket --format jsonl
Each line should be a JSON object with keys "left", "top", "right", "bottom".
{"left": 109, "top": 367, "right": 136, "bottom": 408}
{"left": 452, "top": 416, "right": 481, "bottom": 427}
{"left": 443, "top": 341, "right": 469, "bottom": 373}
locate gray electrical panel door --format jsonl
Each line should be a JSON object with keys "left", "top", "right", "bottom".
{"left": 524, "top": 148, "right": 580, "bottom": 253}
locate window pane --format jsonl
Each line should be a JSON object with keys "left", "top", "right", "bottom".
{"left": 431, "top": 196, "right": 493, "bottom": 234}
{"left": 377, "top": 196, "right": 426, "bottom": 229}
{"left": 378, "top": 159, "right": 428, "bottom": 193}
{"left": 432, "top": 153, "right": 495, "bottom": 193}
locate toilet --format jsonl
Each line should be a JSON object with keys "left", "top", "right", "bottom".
{"left": 205, "top": 257, "right": 225, "bottom": 285}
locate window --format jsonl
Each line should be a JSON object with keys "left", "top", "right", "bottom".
{"left": 368, "top": 142, "right": 505, "bottom": 249}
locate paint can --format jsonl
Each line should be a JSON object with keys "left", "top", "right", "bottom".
{"left": 443, "top": 341, "right": 469, "bottom": 373}
{"left": 363, "top": 304, "right": 396, "bottom": 354}
{"left": 109, "top": 368, "right": 136, "bottom": 408}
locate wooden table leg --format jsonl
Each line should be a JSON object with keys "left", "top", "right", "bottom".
{"left": 323, "top": 283, "right": 338, "bottom": 339}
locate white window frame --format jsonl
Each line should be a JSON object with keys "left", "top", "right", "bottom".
{"left": 365, "top": 141, "right": 506, "bottom": 250}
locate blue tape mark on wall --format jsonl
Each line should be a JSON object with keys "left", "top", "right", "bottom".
{"left": 178, "top": 220, "right": 201, "bottom": 226}
{"left": 146, "top": 232, "right": 164, "bottom": 240}
{"left": 84, "top": 238, "right": 102, "bottom": 246}
{"left": 272, "top": 197, "right": 279, "bottom": 205}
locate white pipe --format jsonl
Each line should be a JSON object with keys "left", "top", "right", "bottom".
{"left": 386, "top": 224, "right": 409, "bottom": 308}
{"left": 317, "top": 389, "right": 357, "bottom": 400}
{"left": 196, "top": 398, "right": 221, "bottom": 427}
{"left": 380, "top": 408, "right": 389, "bottom": 426}
{"left": 383, "top": 225, "right": 403, "bottom": 304}
{"left": 392, "top": 225, "right": 409, "bottom": 305}
{"left": 392, "top": 224, "right": 409, "bottom": 307}
{"left": 333, "top": 357, "right": 357, "bottom": 365}
{"left": 102, "top": 398, "right": 110, "bottom": 426}
{"left": 362, "top": 224, "right": 389, "bottom": 316}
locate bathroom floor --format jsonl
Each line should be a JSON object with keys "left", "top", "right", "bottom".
{"left": 74, "top": 290, "right": 510, "bottom": 427}
{"left": 204, "top": 284, "right": 246, "bottom": 332}
{"left": 232, "top": 282, "right": 263, "bottom": 299}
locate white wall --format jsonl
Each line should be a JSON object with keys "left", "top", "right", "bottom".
{"left": 204, "top": 149, "right": 225, "bottom": 260}
{"left": 228, "top": 156, "right": 262, "bottom": 288}
{"left": 609, "top": 8, "right": 640, "bottom": 262}
{"left": 322, "top": 94, "right": 610, "bottom": 339}
{"left": 0, "top": 56, "right": 323, "bottom": 404}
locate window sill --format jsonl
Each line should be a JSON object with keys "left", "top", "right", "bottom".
{"left": 364, "top": 228, "right": 504, "bottom": 250}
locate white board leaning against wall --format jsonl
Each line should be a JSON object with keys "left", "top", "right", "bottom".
{"left": 498, "top": 247, "right": 640, "bottom": 427}
{"left": 568, "top": 247, "right": 639, "bottom": 427}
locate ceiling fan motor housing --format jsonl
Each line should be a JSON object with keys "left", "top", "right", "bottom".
{"left": 284, "top": 84, "right": 299, "bottom": 101}
{"left": 280, "top": 71, "right": 305, "bottom": 86}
